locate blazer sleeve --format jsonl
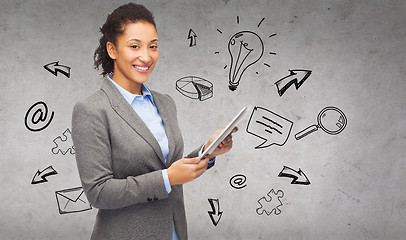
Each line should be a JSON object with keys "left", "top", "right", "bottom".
{"left": 72, "top": 100, "right": 169, "bottom": 210}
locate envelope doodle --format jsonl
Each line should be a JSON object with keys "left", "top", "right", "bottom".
{"left": 55, "top": 187, "right": 92, "bottom": 214}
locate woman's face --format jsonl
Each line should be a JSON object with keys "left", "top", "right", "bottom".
{"left": 107, "top": 21, "right": 159, "bottom": 93}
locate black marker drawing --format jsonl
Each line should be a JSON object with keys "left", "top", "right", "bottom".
{"left": 275, "top": 69, "right": 312, "bottom": 97}
{"left": 208, "top": 198, "right": 223, "bottom": 226}
{"left": 228, "top": 31, "right": 264, "bottom": 91}
{"left": 256, "top": 189, "right": 284, "bottom": 216}
{"left": 52, "top": 128, "right": 75, "bottom": 155}
{"left": 246, "top": 106, "right": 293, "bottom": 149}
{"left": 215, "top": 17, "right": 276, "bottom": 91}
{"left": 268, "top": 33, "right": 277, "bottom": 55}
{"left": 278, "top": 166, "right": 310, "bottom": 185}
{"left": 55, "top": 187, "right": 92, "bottom": 214}
{"left": 31, "top": 165, "right": 58, "bottom": 184}
{"left": 44, "top": 61, "right": 71, "bottom": 78}
{"left": 188, "top": 29, "right": 197, "bottom": 47}
{"left": 229, "top": 174, "right": 247, "bottom": 189}
{"left": 257, "top": 17, "right": 265, "bottom": 27}
{"left": 24, "top": 101, "right": 54, "bottom": 132}
{"left": 295, "top": 106, "right": 347, "bottom": 140}
{"left": 176, "top": 76, "right": 213, "bottom": 101}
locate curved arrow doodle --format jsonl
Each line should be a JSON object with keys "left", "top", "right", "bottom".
{"left": 31, "top": 165, "right": 58, "bottom": 184}
{"left": 188, "top": 29, "right": 197, "bottom": 47}
{"left": 44, "top": 61, "right": 71, "bottom": 78}
{"left": 208, "top": 198, "right": 223, "bottom": 226}
{"left": 278, "top": 166, "right": 310, "bottom": 185}
{"left": 275, "top": 69, "right": 312, "bottom": 97}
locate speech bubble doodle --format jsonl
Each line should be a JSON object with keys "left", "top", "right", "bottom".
{"left": 24, "top": 101, "right": 54, "bottom": 132}
{"left": 246, "top": 106, "right": 293, "bottom": 149}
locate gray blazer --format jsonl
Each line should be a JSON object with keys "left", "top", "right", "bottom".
{"left": 72, "top": 77, "right": 202, "bottom": 240}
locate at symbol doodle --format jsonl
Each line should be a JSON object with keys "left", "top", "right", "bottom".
{"left": 229, "top": 174, "right": 247, "bottom": 189}
{"left": 24, "top": 101, "right": 54, "bottom": 132}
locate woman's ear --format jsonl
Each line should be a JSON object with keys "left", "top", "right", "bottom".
{"left": 106, "top": 42, "right": 117, "bottom": 60}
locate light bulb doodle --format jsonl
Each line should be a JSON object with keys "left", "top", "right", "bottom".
{"left": 215, "top": 17, "right": 276, "bottom": 91}
{"left": 228, "top": 31, "right": 264, "bottom": 91}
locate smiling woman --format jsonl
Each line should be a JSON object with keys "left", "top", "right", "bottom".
{"left": 106, "top": 21, "right": 159, "bottom": 94}
{"left": 71, "top": 2, "right": 237, "bottom": 240}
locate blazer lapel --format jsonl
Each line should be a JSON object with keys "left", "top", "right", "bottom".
{"left": 100, "top": 77, "right": 166, "bottom": 164}
{"left": 151, "top": 91, "right": 176, "bottom": 165}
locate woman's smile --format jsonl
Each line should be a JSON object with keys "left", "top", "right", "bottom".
{"left": 133, "top": 64, "right": 151, "bottom": 73}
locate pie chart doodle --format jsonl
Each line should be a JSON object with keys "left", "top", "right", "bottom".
{"left": 176, "top": 76, "right": 213, "bottom": 101}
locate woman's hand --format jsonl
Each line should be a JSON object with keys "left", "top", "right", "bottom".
{"left": 203, "top": 127, "right": 238, "bottom": 158}
{"left": 167, "top": 157, "right": 210, "bottom": 186}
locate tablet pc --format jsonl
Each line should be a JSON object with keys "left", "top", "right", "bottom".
{"left": 201, "top": 106, "right": 249, "bottom": 159}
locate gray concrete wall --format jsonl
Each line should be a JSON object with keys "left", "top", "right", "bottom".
{"left": 1, "top": 0, "right": 405, "bottom": 239}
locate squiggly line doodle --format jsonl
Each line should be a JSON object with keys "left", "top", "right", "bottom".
{"left": 24, "top": 101, "right": 54, "bottom": 132}
{"left": 229, "top": 174, "right": 247, "bottom": 189}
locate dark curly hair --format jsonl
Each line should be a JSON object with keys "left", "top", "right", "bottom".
{"left": 93, "top": 3, "right": 156, "bottom": 76}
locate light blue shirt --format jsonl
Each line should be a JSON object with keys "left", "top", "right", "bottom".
{"left": 108, "top": 76, "right": 178, "bottom": 239}
{"left": 108, "top": 76, "right": 214, "bottom": 240}
{"left": 108, "top": 76, "right": 172, "bottom": 191}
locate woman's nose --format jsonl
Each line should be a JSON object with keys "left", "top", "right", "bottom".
{"left": 138, "top": 47, "right": 151, "bottom": 63}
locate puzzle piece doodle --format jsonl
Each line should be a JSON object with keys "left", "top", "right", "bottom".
{"left": 256, "top": 189, "right": 284, "bottom": 216}
{"left": 52, "top": 128, "right": 75, "bottom": 155}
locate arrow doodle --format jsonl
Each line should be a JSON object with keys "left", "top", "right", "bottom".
{"left": 31, "top": 165, "right": 58, "bottom": 184}
{"left": 275, "top": 69, "right": 312, "bottom": 97}
{"left": 278, "top": 166, "right": 310, "bottom": 185}
{"left": 208, "top": 198, "right": 223, "bottom": 226}
{"left": 188, "top": 29, "right": 197, "bottom": 47}
{"left": 44, "top": 61, "right": 71, "bottom": 78}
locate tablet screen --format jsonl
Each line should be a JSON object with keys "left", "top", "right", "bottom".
{"left": 201, "top": 106, "right": 249, "bottom": 159}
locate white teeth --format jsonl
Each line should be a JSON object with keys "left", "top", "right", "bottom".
{"left": 134, "top": 65, "right": 149, "bottom": 71}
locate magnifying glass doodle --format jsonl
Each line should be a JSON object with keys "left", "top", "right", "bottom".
{"left": 295, "top": 106, "right": 347, "bottom": 140}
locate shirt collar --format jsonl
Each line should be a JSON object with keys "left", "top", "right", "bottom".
{"left": 107, "top": 74, "right": 155, "bottom": 106}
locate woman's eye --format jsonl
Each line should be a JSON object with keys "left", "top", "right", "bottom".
{"left": 150, "top": 45, "right": 158, "bottom": 49}
{"left": 131, "top": 45, "right": 139, "bottom": 49}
